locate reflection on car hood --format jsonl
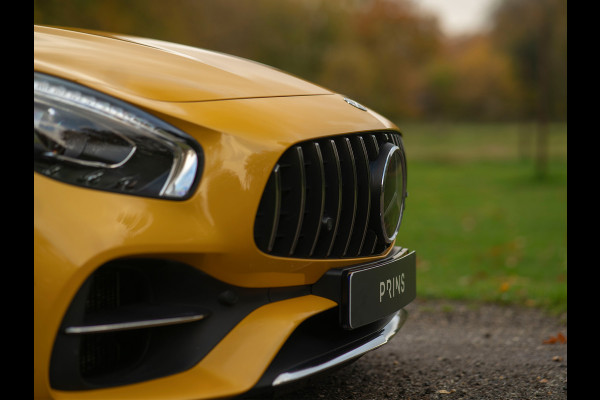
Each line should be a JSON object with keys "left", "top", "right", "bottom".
{"left": 34, "top": 25, "right": 332, "bottom": 102}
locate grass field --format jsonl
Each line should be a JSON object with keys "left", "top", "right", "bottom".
{"left": 395, "top": 122, "right": 567, "bottom": 314}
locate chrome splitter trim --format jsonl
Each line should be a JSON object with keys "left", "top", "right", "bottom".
{"left": 272, "top": 308, "right": 408, "bottom": 386}
{"left": 65, "top": 313, "right": 208, "bottom": 334}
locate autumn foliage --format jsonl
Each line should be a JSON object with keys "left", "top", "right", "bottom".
{"left": 33, "top": 0, "right": 566, "bottom": 124}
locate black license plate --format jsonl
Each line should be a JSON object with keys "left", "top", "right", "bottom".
{"left": 343, "top": 249, "right": 416, "bottom": 329}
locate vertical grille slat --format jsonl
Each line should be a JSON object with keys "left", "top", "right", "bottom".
{"left": 255, "top": 131, "right": 404, "bottom": 259}
{"left": 294, "top": 142, "right": 326, "bottom": 257}
{"left": 269, "top": 166, "right": 282, "bottom": 252}
{"left": 254, "top": 165, "right": 282, "bottom": 253}
{"left": 332, "top": 137, "right": 357, "bottom": 257}
{"left": 308, "top": 142, "right": 326, "bottom": 256}
{"left": 323, "top": 139, "right": 343, "bottom": 257}
{"left": 347, "top": 136, "right": 371, "bottom": 257}
{"left": 288, "top": 146, "right": 306, "bottom": 256}
{"left": 365, "top": 134, "right": 380, "bottom": 161}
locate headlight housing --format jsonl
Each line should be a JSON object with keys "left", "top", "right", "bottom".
{"left": 34, "top": 73, "right": 202, "bottom": 200}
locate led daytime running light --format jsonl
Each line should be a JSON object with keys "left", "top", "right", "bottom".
{"left": 34, "top": 79, "right": 163, "bottom": 138}
{"left": 34, "top": 73, "right": 201, "bottom": 200}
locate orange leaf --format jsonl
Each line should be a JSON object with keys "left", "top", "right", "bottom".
{"left": 543, "top": 336, "right": 557, "bottom": 344}
{"left": 543, "top": 332, "right": 566, "bottom": 345}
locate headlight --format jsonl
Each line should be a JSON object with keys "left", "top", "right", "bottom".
{"left": 34, "top": 72, "right": 202, "bottom": 199}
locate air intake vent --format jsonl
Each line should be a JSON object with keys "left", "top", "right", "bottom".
{"left": 254, "top": 131, "right": 406, "bottom": 259}
{"left": 50, "top": 260, "right": 271, "bottom": 390}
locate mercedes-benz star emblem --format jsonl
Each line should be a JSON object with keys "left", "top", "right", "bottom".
{"left": 371, "top": 142, "right": 405, "bottom": 243}
{"left": 344, "top": 97, "right": 367, "bottom": 111}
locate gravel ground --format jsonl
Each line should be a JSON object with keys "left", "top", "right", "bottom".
{"left": 273, "top": 299, "right": 567, "bottom": 400}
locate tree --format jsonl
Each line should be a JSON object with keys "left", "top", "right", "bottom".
{"left": 490, "top": 0, "right": 567, "bottom": 177}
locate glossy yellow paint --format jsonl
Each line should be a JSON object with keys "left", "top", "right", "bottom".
{"left": 34, "top": 25, "right": 403, "bottom": 400}
{"left": 45, "top": 296, "right": 336, "bottom": 400}
{"left": 34, "top": 25, "right": 331, "bottom": 102}
{"left": 33, "top": 94, "right": 397, "bottom": 287}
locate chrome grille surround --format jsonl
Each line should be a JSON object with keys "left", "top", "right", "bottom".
{"left": 254, "top": 131, "right": 406, "bottom": 259}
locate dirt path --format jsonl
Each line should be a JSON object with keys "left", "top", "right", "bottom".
{"left": 276, "top": 299, "right": 567, "bottom": 399}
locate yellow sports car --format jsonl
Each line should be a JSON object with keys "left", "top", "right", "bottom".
{"left": 34, "top": 25, "right": 416, "bottom": 399}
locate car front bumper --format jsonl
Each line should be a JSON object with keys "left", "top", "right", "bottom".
{"left": 37, "top": 245, "right": 415, "bottom": 400}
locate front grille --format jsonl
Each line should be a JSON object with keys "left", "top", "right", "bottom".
{"left": 254, "top": 131, "right": 405, "bottom": 259}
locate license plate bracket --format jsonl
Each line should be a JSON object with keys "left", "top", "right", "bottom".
{"left": 341, "top": 249, "right": 416, "bottom": 329}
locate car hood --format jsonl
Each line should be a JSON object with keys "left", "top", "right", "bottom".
{"left": 34, "top": 25, "right": 332, "bottom": 102}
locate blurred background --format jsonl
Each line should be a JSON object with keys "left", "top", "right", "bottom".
{"left": 34, "top": 0, "right": 567, "bottom": 314}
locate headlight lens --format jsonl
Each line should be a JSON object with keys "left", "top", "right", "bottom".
{"left": 34, "top": 72, "right": 202, "bottom": 199}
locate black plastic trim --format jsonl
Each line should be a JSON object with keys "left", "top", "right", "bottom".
{"left": 50, "top": 260, "right": 272, "bottom": 390}
{"left": 50, "top": 249, "right": 412, "bottom": 391}
{"left": 244, "top": 308, "right": 396, "bottom": 398}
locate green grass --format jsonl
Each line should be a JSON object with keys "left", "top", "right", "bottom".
{"left": 395, "top": 123, "right": 567, "bottom": 314}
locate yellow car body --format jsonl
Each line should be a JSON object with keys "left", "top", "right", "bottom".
{"left": 34, "top": 25, "right": 416, "bottom": 399}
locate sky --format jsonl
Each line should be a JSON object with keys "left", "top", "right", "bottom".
{"left": 412, "top": 0, "right": 502, "bottom": 36}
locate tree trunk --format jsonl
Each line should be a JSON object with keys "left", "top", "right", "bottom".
{"left": 535, "top": 7, "right": 552, "bottom": 179}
